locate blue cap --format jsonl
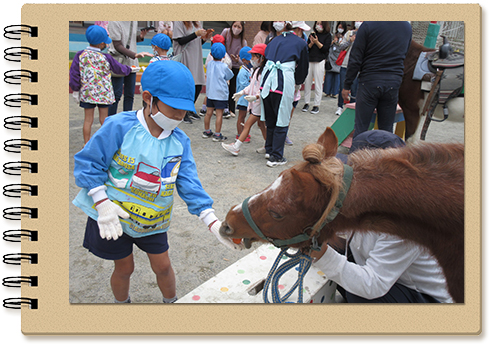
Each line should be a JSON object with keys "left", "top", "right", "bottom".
{"left": 151, "top": 33, "right": 172, "bottom": 50}
{"left": 239, "top": 46, "right": 252, "bottom": 61}
{"left": 336, "top": 130, "right": 405, "bottom": 164}
{"left": 350, "top": 130, "right": 406, "bottom": 153}
{"left": 140, "top": 60, "right": 196, "bottom": 112}
{"left": 211, "top": 42, "right": 226, "bottom": 60}
{"left": 86, "top": 25, "right": 112, "bottom": 45}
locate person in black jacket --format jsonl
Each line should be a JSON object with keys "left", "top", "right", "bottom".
{"left": 301, "top": 21, "right": 331, "bottom": 114}
{"left": 341, "top": 21, "right": 412, "bottom": 138}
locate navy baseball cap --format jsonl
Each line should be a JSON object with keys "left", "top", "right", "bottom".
{"left": 151, "top": 33, "right": 172, "bottom": 50}
{"left": 211, "top": 42, "right": 226, "bottom": 60}
{"left": 336, "top": 130, "right": 405, "bottom": 163}
{"left": 239, "top": 46, "right": 252, "bottom": 61}
{"left": 140, "top": 60, "right": 196, "bottom": 112}
{"left": 86, "top": 25, "right": 112, "bottom": 45}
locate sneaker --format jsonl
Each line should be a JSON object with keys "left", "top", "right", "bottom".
{"left": 301, "top": 104, "right": 309, "bottom": 112}
{"left": 244, "top": 135, "right": 251, "bottom": 143}
{"left": 267, "top": 157, "right": 288, "bottom": 167}
{"left": 256, "top": 147, "right": 266, "bottom": 154}
{"left": 265, "top": 153, "right": 270, "bottom": 160}
{"left": 202, "top": 130, "right": 213, "bottom": 138}
{"left": 183, "top": 114, "right": 193, "bottom": 124}
{"left": 212, "top": 133, "right": 227, "bottom": 142}
{"left": 188, "top": 111, "right": 201, "bottom": 120}
{"left": 330, "top": 94, "right": 338, "bottom": 98}
{"left": 229, "top": 111, "right": 236, "bottom": 118}
{"left": 310, "top": 106, "right": 320, "bottom": 114}
{"left": 222, "top": 142, "right": 240, "bottom": 156}
{"left": 285, "top": 136, "right": 293, "bottom": 146}
{"left": 199, "top": 108, "right": 207, "bottom": 116}
{"left": 223, "top": 110, "right": 231, "bottom": 119}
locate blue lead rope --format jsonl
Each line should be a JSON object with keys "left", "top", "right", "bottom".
{"left": 262, "top": 248, "right": 313, "bottom": 303}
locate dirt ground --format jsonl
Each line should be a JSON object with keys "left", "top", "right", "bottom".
{"left": 68, "top": 90, "right": 464, "bottom": 303}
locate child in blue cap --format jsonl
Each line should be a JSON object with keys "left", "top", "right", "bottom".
{"left": 149, "top": 33, "right": 172, "bottom": 63}
{"left": 69, "top": 25, "right": 132, "bottom": 144}
{"left": 73, "top": 60, "right": 242, "bottom": 304}
{"left": 202, "top": 42, "right": 234, "bottom": 142}
{"left": 233, "top": 46, "right": 252, "bottom": 142}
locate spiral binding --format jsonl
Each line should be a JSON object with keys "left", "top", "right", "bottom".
{"left": 2, "top": 24, "right": 39, "bottom": 309}
{"left": 4, "top": 116, "right": 39, "bottom": 130}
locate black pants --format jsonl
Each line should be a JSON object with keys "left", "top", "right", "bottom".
{"left": 353, "top": 79, "right": 400, "bottom": 138}
{"left": 263, "top": 92, "right": 288, "bottom": 161}
{"left": 227, "top": 67, "right": 240, "bottom": 114}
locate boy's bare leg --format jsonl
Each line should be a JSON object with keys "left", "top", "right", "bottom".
{"left": 237, "top": 109, "right": 247, "bottom": 136}
{"left": 111, "top": 254, "right": 135, "bottom": 302}
{"left": 147, "top": 252, "right": 176, "bottom": 300}
{"left": 204, "top": 107, "right": 214, "bottom": 131}
{"left": 83, "top": 108, "right": 95, "bottom": 144}
{"left": 215, "top": 108, "right": 224, "bottom": 133}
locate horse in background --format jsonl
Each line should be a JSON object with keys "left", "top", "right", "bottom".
{"left": 220, "top": 127, "right": 464, "bottom": 302}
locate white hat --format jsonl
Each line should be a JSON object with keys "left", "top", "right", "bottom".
{"left": 291, "top": 21, "right": 311, "bottom": 31}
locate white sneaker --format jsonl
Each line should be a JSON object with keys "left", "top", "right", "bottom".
{"left": 335, "top": 107, "right": 343, "bottom": 116}
{"left": 256, "top": 147, "right": 266, "bottom": 154}
{"left": 222, "top": 142, "right": 240, "bottom": 156}
{"left": 267, "top": 157, "right": 287, "bottom": 167}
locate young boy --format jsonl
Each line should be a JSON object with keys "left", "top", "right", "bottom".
{"left": 202, "top": 42, "right": 234, "bottom": 142}
{"left": 69, "top": 25, "right": 132, "bottom": 144}
{"left": 149, "top": 33, "right": 172, "bottom": 63}
{"left": 234, "top": 46, "right": 252, "bottom": 142}
{"left": 73, "top": 60, "right": 241, "bottom": 304}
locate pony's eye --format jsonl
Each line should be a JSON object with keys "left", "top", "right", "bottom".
{"left": 269, "top": 210, "right": 284, "bottom": 220}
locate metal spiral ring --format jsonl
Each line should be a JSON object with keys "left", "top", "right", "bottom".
{"left": 3, "top": 184, "right": 38, "bottom": 198}
{"left": 3, "top": 161, "right": 39, "bottom": 175}
{"left": 2, "top": 276, "right": 38, "bottom": 288}
{"left": 3, "top": 25, "right": 38, "bottom": 40}
{"left": 4, "top": 69, "right": 38, "bottom": 84}
{"left": 4, "top": 46, "right": 38, "bottom": 62}
{"left": 3, "top": 229, "right": 38, "bottom": 242}
{"left": 3, "top": 297, "right": 38, "bottom": 309}
{"left": 4, "top": 116, "right": 38, "bottom": 130}
{"left": 3, "top": 253, "right": 38, "bottom": 265}
{"left": 2, "top": 207, "right": 39, "bottom": 220}
{"left": 4, "top": 93, "right": 38, "bottom": 107}
{"left": 4, "top": 139, "right": 38, "bottom": 153}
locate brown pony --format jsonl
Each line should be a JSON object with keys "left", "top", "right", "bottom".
{"left": 220, "top": 127, "right": 464, "bottom": 303}
{"left": 399, "top": 40, "right": 436, "bottom": 140}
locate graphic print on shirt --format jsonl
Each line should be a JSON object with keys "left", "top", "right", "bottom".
{"left": 106, "top": 152, "right": 183, "bottom": 233}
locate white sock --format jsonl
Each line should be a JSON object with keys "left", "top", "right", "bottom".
{"left": 114, "top": 296, "right": 131, "bottom": 303}
{"left": 235, "top": 140, "right": 243, "bottom": 149}
{"left": 163, "top": 295, "right": 178, "bottom": 303}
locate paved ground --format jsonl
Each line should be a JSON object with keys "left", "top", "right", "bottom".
{"left": 68, "top": 89, "right": 464, "bottom": 303}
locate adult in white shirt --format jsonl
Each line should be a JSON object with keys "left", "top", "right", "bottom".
{"left": 312, "top": 130, "right": 453, "bottom": 303}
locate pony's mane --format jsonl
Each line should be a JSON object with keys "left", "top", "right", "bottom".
{"left": 294, "top": 143, "right": 345, "bottom": 234}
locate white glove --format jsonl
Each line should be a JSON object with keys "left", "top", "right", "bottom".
{"left": 244, "top": 95, "right": 257, "bottom": 102}
{"left": 232, "top": 90, "right": 245, "bottom": 102}
{"left": 209, "top": 220, "right": 244, "bottom": 251}
{"left": 72, "top": 91, "right": 80, "bottom": 103}
{"left": 95, "top": 199, "right": 130, "bottom": 241}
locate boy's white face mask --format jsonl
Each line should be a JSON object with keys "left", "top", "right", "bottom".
{"left": 150, "top": 97, "right": 183, "bottom": 132}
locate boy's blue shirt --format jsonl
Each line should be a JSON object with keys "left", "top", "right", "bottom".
{"left": 73, "top": 110, "right": 214, "bottom": 238}
{"left": 236, "top": 65, "right": 252, "bottom": 107}
{"left": 205, "top": 60, "right": 234, "bottom": 101}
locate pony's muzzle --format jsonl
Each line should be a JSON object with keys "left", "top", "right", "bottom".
{"left": 219, "top": 221, "right": 234, "bottom": 237}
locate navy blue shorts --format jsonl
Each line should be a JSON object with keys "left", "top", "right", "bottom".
{"left": 292, "top": 100, "right": 299, "bottom": 108}
{"left": 83, "top": 217, "right": 169, "bottom": 260}
{"left": 80, "top": 102, "right": 111, "bottom": 109}
{"left": 236, "top": 104, "right": 247, "bottom": 111}
{"left": 206, "top": 98, "right": 228, "bottom": 110}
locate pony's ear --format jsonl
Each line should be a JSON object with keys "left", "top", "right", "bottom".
{"left": 317, "top": 127, "right": 338, "bottom": 158}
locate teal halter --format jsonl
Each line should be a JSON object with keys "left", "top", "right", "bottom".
{"left": 241, "top": 164, "right": 354, "bottom": 250}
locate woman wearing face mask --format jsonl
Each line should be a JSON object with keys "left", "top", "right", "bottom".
{"left": 221, "top": 21, "right": 248, "bottom": 118}
{"left": 323, "top": 21, "right": 348, "bottom": 98}
{"left": 265, "top": 21, "right": 286, "bottom": 45}
{"left": 260, "top": 21, "right": 309, "bottom": 167}
{"left": 301, "top": 21, "right": 331, "bottom": 114}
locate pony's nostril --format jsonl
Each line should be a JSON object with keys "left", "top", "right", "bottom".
{"left": 219, "top": 222, "right": 234, "bottom": 236}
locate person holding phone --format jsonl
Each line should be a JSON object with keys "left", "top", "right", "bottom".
{"left": 301, "top": 21, "right": 331, "bottom": 114}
